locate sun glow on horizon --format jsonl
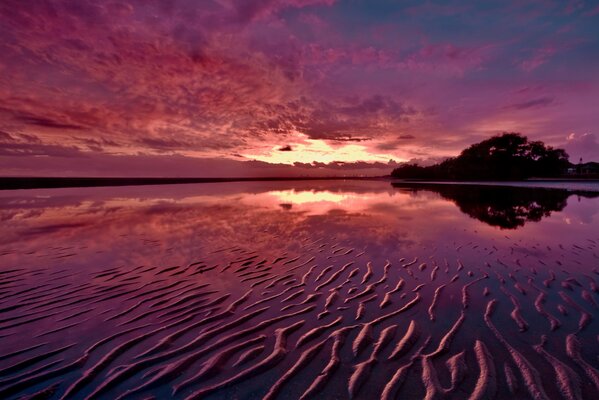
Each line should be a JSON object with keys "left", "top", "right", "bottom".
{"left": 242, "top": 134, "right": 404, "bottom": 165}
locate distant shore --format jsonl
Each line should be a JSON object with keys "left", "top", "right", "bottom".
{"left": 0, "top": 176, "right": 389, "bottom": 190}
{"left": 1, "top": 175, "right": 598, "bottom": 191}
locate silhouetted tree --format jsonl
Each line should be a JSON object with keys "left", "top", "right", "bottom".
{"left": 391, "top": 133, "right": 570, "bottom": 180}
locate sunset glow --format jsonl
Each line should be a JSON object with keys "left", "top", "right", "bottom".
{"left": 245, "top": 134, "right": 404, "bottom": 165}
{"left": 1, "top": 0, "right": 598, "bottom": 177}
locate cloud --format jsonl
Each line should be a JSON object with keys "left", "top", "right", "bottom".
{"left": 520, "top": 45, "right": 557, "bottom": 72}
{"left": 503, "top": 97, "right": 555, "bottom": 110}
{"left": 278, "top": 145, "right": 293, "bottom": 151}
{"left": 0, "top": 142, "right": 84, "bottom": 158}
{"left": 256, "top": 95, "right": 416, "bottom": 143}
{"left": 0, "top": 0, "right": 598, "bottom": 176}
{"left": 563, "top": 133, "right": 599, "bottom": 162}
{"left": 0, "top": 149, "right": 396, "bottom": 177}
{"left": 293, "top": 159, "right": 400, "bottom": 171}
{"left": 232, "top": 0, "right": 336, "bottom": 23}
{"left": 16, "top": 116, "right": 84, "bottom": 130}
{"left": 0, "top": 130, "right": 13, "bottom": 141}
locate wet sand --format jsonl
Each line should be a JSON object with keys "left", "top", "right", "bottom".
{"left": 0, "top": 181, "right": 597, "bottom": 399}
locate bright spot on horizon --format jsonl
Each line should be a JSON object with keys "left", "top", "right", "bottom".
{"left": 243, "top": 135, "right": 404, "bottom": 165}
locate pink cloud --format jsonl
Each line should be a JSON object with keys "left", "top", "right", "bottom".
{"left": 0, "top": 0, "right": 598, "bottom": 176}
{"left": 519, "top": 44, "right": 557, "bottom": 71}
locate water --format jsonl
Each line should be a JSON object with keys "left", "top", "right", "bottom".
{"left": 0, "top": 180, "right": 598, "bottom": 399}
{"left": 399, "top": 179, "right": 599, "bottom": 192}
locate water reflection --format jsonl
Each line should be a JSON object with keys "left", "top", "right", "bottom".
{"left": 1, "top": 180, "right": 597, "bottom": 270}
{"left": 392, "top": 182, "right": 599, "bottom": 229}
{"left": 1, "top": 181, "right": 598, "bottom": 399}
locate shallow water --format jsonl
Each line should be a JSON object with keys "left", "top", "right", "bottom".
{"left": 399, "top": 179, "right": 599, "bottom": 193}
{"left": 0, "top": 180, "right": 598, "bottom": 399}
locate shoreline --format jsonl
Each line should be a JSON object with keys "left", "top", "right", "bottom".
{"left": 0, "top": 176, "right": 388, "bottom": 190}
{"left": 1, "top": 175, "right": 598, "bottom": 191}
{"left": 390, "top": 178, "right": 599, "bottom": 193}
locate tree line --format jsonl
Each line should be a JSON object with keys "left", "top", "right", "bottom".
{"left": 391, "top": 133, "right": 570, "bottom": 180}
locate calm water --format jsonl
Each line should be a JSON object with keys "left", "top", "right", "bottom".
{"left": 0, "top": 181, "right": 598, "bottom": 399}
{"left": 405, "top": 179, "right": 599, "bottom": 192}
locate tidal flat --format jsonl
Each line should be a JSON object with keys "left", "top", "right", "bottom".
{"left": 0, "top": 180, "right": 598, "bottom": 399}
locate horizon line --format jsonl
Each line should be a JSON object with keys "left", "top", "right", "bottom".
{"left": 0, "top": 176, "right": 390, "bottom": 191}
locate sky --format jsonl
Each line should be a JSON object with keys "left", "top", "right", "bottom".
{"left": 1, "top": 0, "right": 598, "bottom": 177}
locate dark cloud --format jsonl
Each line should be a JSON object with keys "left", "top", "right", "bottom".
{"left": 375, "top": 134, "right": 417, "bottom": 151}
{"left": 0, "top": 142, "right": 84, "bottom": 158}
{"left": 76, "top": 137, "right": 120, "bottom": 152}
{"left": 278, "top": 145, "right": 293, "bottom": 151}
{"left": 293, "top": 159, "right": 399, "bottom": 170}
{"left": 503, "top": 97, "right": 554, "bottom": 110}
{"left": 17, "top": 116, "right": 84, "bottom": 130}
{"left": 0, "top": 130, "right": 13, "bottom": 141}
{"left": 330, "top": 137, "right": 372, "bottom": 142}
{"left": 139, "top": 137, "right": 193, "bottom": 151}
{"left": 258, "top": 95, "right": 416, "bottom": 142}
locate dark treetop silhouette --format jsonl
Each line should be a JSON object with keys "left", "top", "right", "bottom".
{"left": 391, "top": 133, "right": 570, "bottom": 180}
{"left": 392, "top": 182, "right": 599, "bottom": 229}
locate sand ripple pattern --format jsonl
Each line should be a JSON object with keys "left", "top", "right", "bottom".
{"left": 0, "top": 239, "right": 598, "bottom": 399}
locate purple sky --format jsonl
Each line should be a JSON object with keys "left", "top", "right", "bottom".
{"left": 1, "top": 0, "right": 598, "bottom": 177}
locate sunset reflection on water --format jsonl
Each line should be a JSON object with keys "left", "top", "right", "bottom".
{"left": 1, "top": 180, "right": 597, "bottom": 276}
{"left": 0, "top": 181, "right": 598, "bottom": 399}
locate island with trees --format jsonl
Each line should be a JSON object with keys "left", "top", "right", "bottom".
{"left": 391, "top": 132, "right": 598, "bottom": 180}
